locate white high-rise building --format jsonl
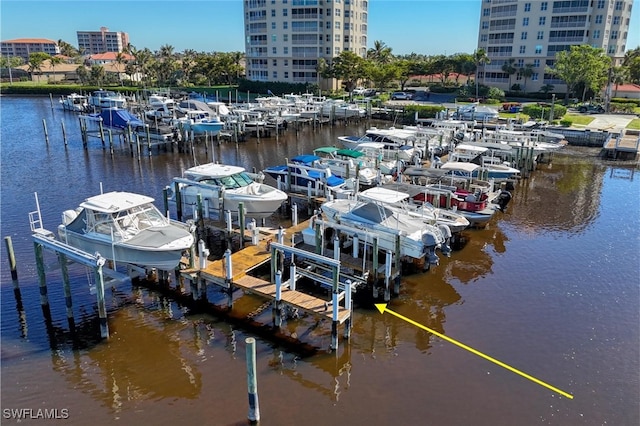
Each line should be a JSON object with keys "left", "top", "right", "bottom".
{"left": 243, "top": 0, "right": 368, "bottom": 88}
{"left": 477, "top": 0, "right": 633, "bottom": 93}
{"left": 77, "top": 27, "right": 130, "bottom": 55}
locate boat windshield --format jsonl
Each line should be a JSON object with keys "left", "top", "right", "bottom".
{"left": 199, "top": 172, "right": 254, "bottom": 189}
{"left": 113, "top": 203, "right": 169, "bottom": 237}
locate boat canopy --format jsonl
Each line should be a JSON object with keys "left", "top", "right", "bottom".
{"left": 336, "top": 149, "right": 365, "bottom": 158}
{"left": 291, "top": 155, "right": 321, "bottom": 165}
{"left": 184, "top": 163, "right": 245, "bottom": 180}
{"left": 359, "top": 187, "right": 410, "bottom": 204}
{"left": 440, "top": 162, "right": 481, "bottom": 173}
{"left": 313, "top": 146, "right": 339, "bottom": 155}
{"left": 79, "top": 191, "right": 155, "bottom": 213}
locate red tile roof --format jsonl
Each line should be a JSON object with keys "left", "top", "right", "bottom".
{"left": 89, "top": 52, "right": 134, "bottom": 61}
{"left": 613, "top": 83, "right": 640, "bottom": 92}
{"left": 2, "top": 38, "right": 57, "bottom": 44}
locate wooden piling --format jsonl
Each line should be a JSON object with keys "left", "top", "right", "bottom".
{"left": 34, "top": 241, "right": 49, "bottom": 308}
{"left": 239, "top": 202, "right": 246, "bottom": 249}
{"left": 4, "top": 236, "right": 19, "bottom": 289}
{"left": 61, "top": 120, "right": 67, "bottom": 145}
{"left": 245, "top": 337, "right": 261, "bottom": 423}
{"left": 94, "top": 258, "right": 109, "bottom": 339}
{"left": 58, "top": 252, "right": 76, "bottom": 330}
{"left": 42, "top": 119, "right": 49, "bottom": 144}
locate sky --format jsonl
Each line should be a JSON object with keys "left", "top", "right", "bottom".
{"left": 1, "top": 0, "right": 639, "bottom": 56}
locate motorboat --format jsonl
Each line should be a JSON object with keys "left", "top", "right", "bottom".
{"left": 320, "top": 197, "right": 445, "bottom": 268}
{"left": 338, "top": 127, "right": 422, "bottom": 162}
{"left": 440, "top": 160, "right": 520, "bottom": 183}
{"left": 350, "top": 142, "right": 404, "bottom": 175}
{"left": 57, "top": 191, "right": 194, "bottom": 270}
{"left": 60, "top": 93, "right": 88, "bottom": 112}
{"left": 145, "top": 94, "right": 177, "bottom": 120}
{"left": 86, "top": 107, "right": 145, "bottom": 131}
{"left": 320, "top": 99, "right": 366, "bottom": 118}
{"left": 167, "top": 163, "right": 287, "bottom": 219}
{"left": 263, "top": 155, "right": 354, "bottom": 199}
{"left": 88, "top": 89, "right": 128, "bottom": 109}
{"left": 365, "top": 186, "right": 470, "bottom": 234}
{"left": 312, "top": 146, "right": 381, "bottom": 186}
{"left": 173, "top": 110, "right": 224, "bottom": 135}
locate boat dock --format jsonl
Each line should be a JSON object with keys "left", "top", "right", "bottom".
{"left": 602, "top": 129, "right": 640, "bottom": 160}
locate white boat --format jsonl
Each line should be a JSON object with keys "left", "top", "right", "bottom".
{"left": 312, "top": 146, "right": 382, "bottom": 186}
{"left": 321, "top": 99, "right": 366, "bottom": 118}
{"left": 321, "top": 197, "right": 445, "bottom": 268}
{"left": 57, "top": 191, "right": 194, "bottom": 270}
{"left": 362, "top": 186, "right": 470, "bottom": 234}
{"left": 60, "top": 93, "right": 88, "bottom": 112}
{"left": 350, "top": 142, "right": 404, "bottom": 175}
{"left": 88, "top": 89, "right": 128, "bottom": 109}
{"left": 263, "top": 155, "right": 355, "bottom": 199}
{"left": 168, "top": 163, "right": 287, "bottom": 219}
{"left": 338, "top": 127, "right": 421, "bottom": 162}
{"left": 145, "top": 94, "right": 177, "bottom": 120}
{"left": 173, "top": 110, "right": 224, "bottom": 135}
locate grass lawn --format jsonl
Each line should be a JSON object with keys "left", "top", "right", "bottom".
{"left": 560, "top": 114, "right": 596, "bottom": 126}
{"left": 626, "top": 118, "right": 640, "bottom": 130}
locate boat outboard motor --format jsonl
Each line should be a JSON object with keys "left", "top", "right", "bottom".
{"left": 496, "top": 190, "right": 512, "bottom": 212}
{"left": 438, "top": 224, "right": 453, "bottom": 257}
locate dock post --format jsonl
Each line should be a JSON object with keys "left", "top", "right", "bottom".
{"left": 307, "top": 182, "right": 313, "bottom": 214}
{"left": 98, "top": 120, "right": 105, "bottom": 148}
{"left": 352, "top": 235, "right": 359, "bottom": 258}
{"left": 289, "top": 257, "right": 297, "bottom": 291}
{"left": 330, "top": 264, "right": 340, "bottom": 351}
{"left": 174, "top": 181, "right": 183, "bottom": 221}
{"left": 245, "top": 337, "right": 261, "bottom": 423}
{"left": 225, "top": 249, "right": 233, "bottom": 308}
{"left": 372, "top": 237, "right": 379, "bottom": 299}
{"left": 384, "top": 250, "right": 392, "bottom": 302}
{"left": 163, "top": 187, "right": 169, "bottom": 217}
{"left": 94, "top": 256, "right": 109, "bottom": 339}
{"left": 239, "top": 202, "right": 246, "bottom": 249}
{"left": 273, "top": 270, "right": 282, "bottom": 328}
{"left": 42, "top": 119, "right": 49, "bottom": 144}
{"left": 61, "top": 120, "right": 67, "bottom": 145}
{"left": 198, "top": 240, "right": 209, "bottom": 301}
{"left": 250, "top": 219, "right": 259, "bottom": 245}
{"left": 394, "top": 235, "right": 401, "bottom": 296}
{"left": 196, "top": 194, "right": 205, "bottom": 236}
{"left": 291, "top": 203, "right": 298, "bottom": 226}
{"left": 225, "top": 210, "right": 233, "bottom": 249}
{"left": 5, "top": 236, "right": 20, "bottom": 292}
{"left": 277, "top": 226, "right": 284, "bottom": 244}
{"left": 58, "top": 253, "right": 76, "bottom": 331}
{"left": 333, "top": 235, "right": 340, "bottom": 260}
{"left": 344, "top": 280, "right": 352, "bottom": 339}
{"left": 34, "top": 241, "right": 50, "bottom": 308}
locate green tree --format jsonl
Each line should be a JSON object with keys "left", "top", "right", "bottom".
{"left": 325, "top": 51, "right": 367, "bottom": 93}
{"left": 622, "top": 47, "right": 640, "bottom": 84}
{"left": 26, "top": 52, "right": 50, "bottom": 80}
{"left": 451, "top": 53, "right": 474, "bottom": 86}
{"left": 501, "top": 58, "right": 517, "bottom": 90}
{"left": 75, "top": 64, "right": 89, "bottom": 84}
{"left": 546, "top": 45, "right": 611, "bottom": 101}
{"left": 0, "top": 55, "right": 24, "bottom": 84}
{"left": 49, "top": 56, "right": 63, "bottom": 82}
{"left": 366, "top": 40, "right": 393, "bottom": 65}
{"left": 473, "top": 49, "right": 490, "bottom": 99}
{"left": 610, "top": 66, "right": 629, "bottom": 97}
{"left": 57, "top": 39, "right": 79, "bottom": 57}
{"left": 90, "top": 64, "right": 105, "bottom": 86}
{"left": 114, "top": 51, "right": 127, "bottom": 85}
{"left": 520, "top": 63, "right": 534, "bottom": 92}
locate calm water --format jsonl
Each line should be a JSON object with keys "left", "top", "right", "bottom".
{"left": 1, "top": 96, "right": 638, "bottom": 425}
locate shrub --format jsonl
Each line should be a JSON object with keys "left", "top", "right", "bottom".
{"left": 559, "top": 119, "right": 572, "bottom": 127}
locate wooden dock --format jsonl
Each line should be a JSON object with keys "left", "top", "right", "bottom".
{"left": 603, "top": 130, "right": 640, "bottom": 160}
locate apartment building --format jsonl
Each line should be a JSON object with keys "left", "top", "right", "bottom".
{"left": 77, "top": 27, "right": 129, "bottom": 55}
{"left": 477, "top": 0, "right": 633, "bottom": 92}
{"left": 243, "top": 0, "right": 369, "bottom": 88}
{"left": 1, "top": 38, "right": 60, "bottom": 62}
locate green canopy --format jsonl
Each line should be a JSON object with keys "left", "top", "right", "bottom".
{"left": 313, "top": 146, "right": 339, "bottom": 155}
{"left": 336, "top": 149, "right": 365, "bottom": 158}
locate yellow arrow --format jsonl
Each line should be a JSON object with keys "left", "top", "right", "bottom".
{"left": 375, "top": 304, "right": 574, "bottom": 399}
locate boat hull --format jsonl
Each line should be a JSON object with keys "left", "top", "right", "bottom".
{"left": 58, "top": 229, "right": 190, "bottom": 270}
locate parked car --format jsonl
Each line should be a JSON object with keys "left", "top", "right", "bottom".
{"left": 577, "top": 103, "right": 605, "bottom": 114}
{"left": 391, "top": 91, "right": 411, "bottom": 100}
{"left": 352, "top": 87, "right": 367, "bottom": 95}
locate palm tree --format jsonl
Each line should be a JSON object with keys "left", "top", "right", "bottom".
{"left": 0, "top": 56, "right": 24, "bottom": 84}
{"left": 473, "top": 49, "right": 490, "bottom": 99}
{"left": 27, "top": 52, "right": 50, "bottom": 81}
{"left": 367, "top": 40, "right": 392, "bottom": 64}
{"left": 610, "top": 66, "right": 629, "bottom": 97}
{"left": 49, "top": 56, "right": 63, "bottom": 82}
{"left": 114, "top": 51, "right": 126, "bottom": 85}
{"left": 501, "top": 58, "right": 517, "bottom": 91}
{"left": 520, "top": 63, "right": 535, "bottom": 92}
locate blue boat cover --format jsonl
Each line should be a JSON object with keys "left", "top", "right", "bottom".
{"left": 94, "top": 108, "right": 144, "bottom": 130}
